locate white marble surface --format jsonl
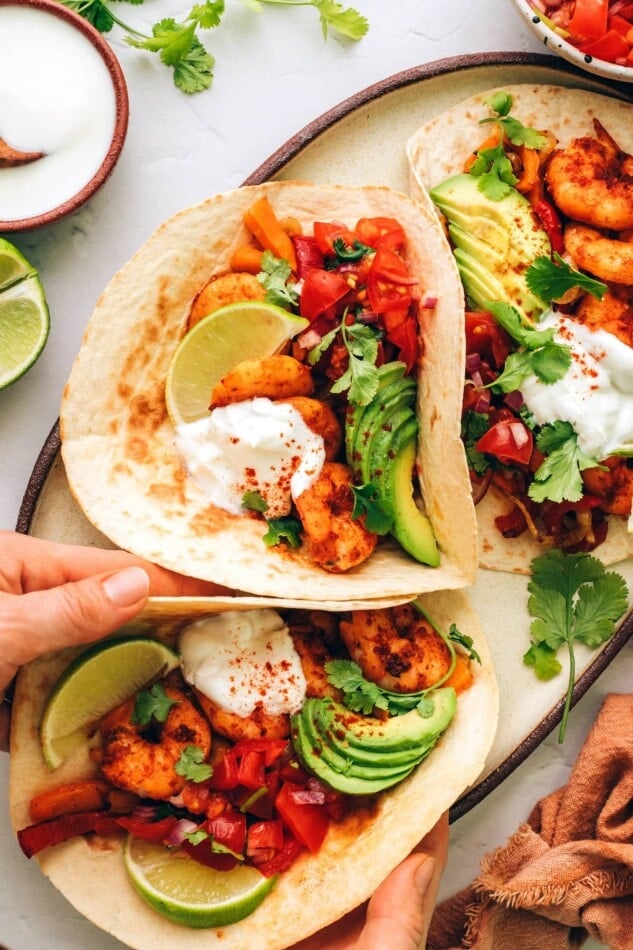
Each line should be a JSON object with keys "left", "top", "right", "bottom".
{"left": 0, "top": 2, "right": 628, "bottom": 947}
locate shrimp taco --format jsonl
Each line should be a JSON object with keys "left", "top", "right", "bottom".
{"left": 10, "top": 594, "right": 498, "bottom": 949}
{"left": 60, "top": 181, "right": 476, "bottom": 601}
{"left": 407, "top": 85, "right": 633, "bottom": 573}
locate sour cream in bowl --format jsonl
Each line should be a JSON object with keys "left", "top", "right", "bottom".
{"left": 0, "top": 0, "right": 129, "bottom": 231}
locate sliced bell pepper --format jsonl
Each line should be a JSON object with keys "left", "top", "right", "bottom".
{"left": 244, "top": 196, "right": 297, "bottom": 271}
{"left": 18, "top": 809, "right": 115, "bottom": 858}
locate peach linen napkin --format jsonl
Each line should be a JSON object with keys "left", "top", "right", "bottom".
{"left": 428, "top": 693, "right": 633, "bottom": 950}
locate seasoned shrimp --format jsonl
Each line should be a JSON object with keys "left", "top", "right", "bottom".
{"left": 187, "top": 272, "right": 265, "bottom": 330}
{"left": 582, "top": 457, "right": 633, "bottom": 517}
{"left": 294, "top": 461, "right": 378, "bottom": 573}
{"left": 209, "top": 354, "right": 314, "bottom": 408}
{"left": 195, "top": 618, "right": 342, "bottom": 742}
{"left": 564, "top": 224, "right": 633, "bottom": 286}
{"left": 339, "top": 603, "right": 452, "bottom": 693}
{"left": 100, "top": 677, "right": 212, "bottom": 800}
{"left": 574, "top": 285, "right": 633, "bottom": 347}
{"left": 279, "top": 396, "right": 343, "bottom": 460}
{"left": 546, "top": 120, "right": 633, "bottom": 231}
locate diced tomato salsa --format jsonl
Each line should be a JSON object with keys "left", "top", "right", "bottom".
{"left": 529, "top": 0, "right": 633, "bottom": 66}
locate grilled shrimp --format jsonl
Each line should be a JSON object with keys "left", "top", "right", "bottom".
{"left": 564, "top": 224, "right": 633, "bottom": 286}
{"left": 582, "top": 457, "right": 633, "bottom": 517}
{"left": 339, "top": 603, "right": 452, "bottom": 693}
{"left": 279, "top": 396, "right": 343, "bottom": 460}
{"left": 99, "top": 677, "right": 212, "bottom": 800}
{"left": 546, "top": 120, "right": 633, "bottom": 231}
{"left": 188, "top": 272, "right": 265, "bottom": 330}
{"left": 194, "top": 618, "right": 342, "bottom": 742}
{"left": 209, "top": 355, "right": 314, "bottom": 408}
{"left": 574, "top": 285, "right": 633, "bottom": 347}
{"left": 294, "top": 461, "right": 378, "bottom": 573}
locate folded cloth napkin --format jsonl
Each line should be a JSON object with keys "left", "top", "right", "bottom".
{"left": 428, "top": 693, "right": 633, "bottom": 950}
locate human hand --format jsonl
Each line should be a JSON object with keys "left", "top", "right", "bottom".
{"left": 291, "top": 812, "right": 449, "bottom": 950}
{"left": 0, "top": 530, "right": 229, "bottom": 748}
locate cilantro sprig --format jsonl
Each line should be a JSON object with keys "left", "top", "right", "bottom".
{"left": 175, "top": 744, "right": 213, "bottom": 782}
{"left": 131, "top": 683, "right": 178, "bottom": 726}
{"left": 470, "top": 92, "right": 547, "bottom": 200}
{"left": 257, "top": 252, "right": 300, "bottom": 310}
{"left": 525, "top": 254, "right": 607, "bottom": 304}
{"left": 350, "top": 483, "right": 394, "bottom": 534}
{"left": 529, "top": 421, "right": 601, "bottom": 504}
{"left": 523, "top": 550, "right": 629, "bottom": 742}
{"left": 60, "top": 0, "right": 368, "bottom": 94}
{"left": 308, "top": 315, "right": 381, "bottom": 405}
{"left": 262, "top": 516, "right": 303, "bottom": 548}
{"left": 485, "top": 301, "right": 571, "bottom": 392}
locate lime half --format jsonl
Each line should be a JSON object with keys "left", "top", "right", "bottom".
{"left": 165, "top": 301, "right": 308, "bottom": 426}
{"left": 40, "top": 636, "right": 180, "bottom": 770}
{"left": 124, "top": 837, "right": 277, "bottom": 928}
{"left": 0, "top": 262, "right": 49, "bottom": 390}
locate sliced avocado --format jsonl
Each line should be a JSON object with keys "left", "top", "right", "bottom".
{"left": 364, "top": 408, "right": 417, "bottom": 485}
{"left": 351, "top": 381, "right": 416, "bottom": 482}
{"left": 385, "top": 437, "right": 439, "bottom": 567}
{"left": 430, "top": 173, "right": 550, "bottom": 323}
{"left": 344, "top": 361, "right": 407, "bottom": 463}
{"left": 324, "top": 690, "right": 456, "bottom": 751}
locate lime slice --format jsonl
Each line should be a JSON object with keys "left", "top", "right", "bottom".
{"left": 124, "top": 837, "right": 277, "bottom": 928}
{"left": 165, "top": 301, "right": 309, "bottom": 425}
{"left": 0, "top": 236, "right": 35, "bottom": 291}
{"left": 40, "top": 636, "right": 180, "bottom": 770}
{"left": 0, "top": 272, "right": 49, "bottom": 390}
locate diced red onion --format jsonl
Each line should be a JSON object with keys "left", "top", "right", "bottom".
{"left": 132, "top": 803, "right": 159, "bottom": 820}
{"left": 168, "top": 793, "right": 186, "bottom": 808}
{"left": 357, "top": 310, "right": 380, "bottom": 324}
{"left": 166, "top": 818, "right": 200, "bottom": 847}
{"left": 503, "top": 390, "right": 524, "bottom": 411}
{"left": 290, "top": 786, "right": 326, "bottom": 805}
{"left": 510, "top": 422, "right": 530, "bottom": 448}
{"left": 421, "top": 293, "right": 438, "bottom": 309}
{"left": 470, "top": 368, "right": 484, "bottom": 388}
{"left": 297, "top": 328, "right": 322, "bottom": 350}
{"left": 465, "top": 352, "right": 482, "bottom": 373}
{"left": 471, "top": 468, "right": 493, "bottom": 505}
{"left": 473, "top": 388, "right": 491, "bottom": 413}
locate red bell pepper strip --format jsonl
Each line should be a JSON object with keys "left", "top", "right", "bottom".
{"left": 533, "top": 198, "right": 565, "bottom": 256}
{"left": 18, "top": 809, "right": 115, "bottom": 858}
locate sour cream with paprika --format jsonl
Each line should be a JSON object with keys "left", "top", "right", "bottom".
{"left": 179, "top": 610, "right": 307, "bottom": 718}
{"left": 520, "top": 312, "right": 633, "bottom": 459}
{"left": 175, "top": 398, "right": 325, "bottom": 518}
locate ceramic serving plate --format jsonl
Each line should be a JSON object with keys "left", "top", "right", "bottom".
{"left": 18, "top": 53, "right": 633, "bottom": 822}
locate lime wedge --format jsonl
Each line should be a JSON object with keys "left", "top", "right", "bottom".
{"left": 40, "top": 636, "right": 180, "bottom": 770}
{"left": 124, "top": 836, "right": 277, "bottom": 927}
{"left": 0, "top": 271, "right": 49, "bottom": 391}
{"left": 165, "top": 301, "right": 308, "bottom": 425}
{"left": 0, "top": 236, "right": 35, "bottom": 291}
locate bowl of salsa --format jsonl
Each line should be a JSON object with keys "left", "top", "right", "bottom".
{"left": 0, "top": 0, "right": 129, "bottom": 232}
{"left": 513, "top": 0, "right": 633, "bottom": 82}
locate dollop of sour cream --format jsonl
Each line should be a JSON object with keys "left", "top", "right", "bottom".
{"left": 520, "top": 312, "right": 633, "bottom": 459}
{"left": 0, "top": 6, "right": 117, "bottom": 221}
{"left": 175, "top": 398, "right": 326, "bottom": 518}
{"left": 179, "top": 610, "right": 307, "bottom": 718}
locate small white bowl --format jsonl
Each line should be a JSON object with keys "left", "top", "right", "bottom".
{"left": 512, "top": 0, "right": 633, "bottom": 83}
{"left": 0, "top": 0, "right": 129, "bottom": 232}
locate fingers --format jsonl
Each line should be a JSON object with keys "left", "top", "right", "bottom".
{"left": 0, "top": 566, "right": 151, "bottom": 689}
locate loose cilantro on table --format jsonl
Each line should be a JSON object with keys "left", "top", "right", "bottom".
{"left": 470, "top": 92, "right": 547, "bottom": 200}
{"left": 350, "top": 483, "right": 394, "bottom": 535}
{"left": 484, "top": 301, "right": 571, "bottom": 392}
{"left": 523, "top": 549, "right": 629, "bottom": 743}
{"left": 525, "top": 254, "right": 607, "bottom": 304}
{"left": 131, "top": 682, "right": 178, "bottom": 725}
{"left": 257, "top": 252, "right": 300, "bottom": 310}
{"left": 262, "top": 516, "right": 303, "bottom": 548}
{"left": 59, "top": 0, "right": 368, "bottom": 94}
{"left": 175, "top": 744, "right": 214, "bottom": 781}
{"left": 529, "top": 421, "right": 601, "bottom": 504}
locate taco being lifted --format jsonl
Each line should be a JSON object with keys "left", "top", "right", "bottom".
{"left": 10, "top": 594, "right": 498, "bottom": 949}
{"left": 407, "top": 85, "right": 633, "bottom": 572}
{"left": 60, "top": 181, "right": 476, "bottom": 601}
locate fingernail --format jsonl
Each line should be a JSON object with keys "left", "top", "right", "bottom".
{"left": 102, "top": 567, "right": 149, "bottom": 606}
{"left": 414, "top": 856, "right": 436, "bottom": 895}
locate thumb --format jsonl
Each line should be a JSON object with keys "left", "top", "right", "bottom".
{"left": 356, "top": 853, "right": 439, "bottom": 950}
{"left": 5, "top": 566, "right": 150, "bottom": 672}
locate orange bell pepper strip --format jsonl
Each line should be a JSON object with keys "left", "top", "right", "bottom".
{"left": 463, "top": 128, "right": 503, "bottom": 172}
{"left": 514, "top": 146, "right": 541, "bottom": 194}
{"left": 243, "top": 197, "right": 298, "bottom": 272}
{"left": 230, "top": 245, "right": 265, "bottom": 274}
{"left": 444, "top": 654, "right": 474, "bottom": 694}
{"left": 29, "top": 779, "right": 111, "bottom": 824}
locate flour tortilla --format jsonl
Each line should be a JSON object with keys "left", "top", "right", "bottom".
{"left": 10, "top": 593, "right": 498, "bottom": 950}
{"left": 60, "top": 181, "right": 476, "bottom": 601}
{"left": 406, "top": 84, "right": 633, "bottom": 573}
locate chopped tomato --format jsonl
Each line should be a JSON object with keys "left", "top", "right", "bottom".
{"left": 292, "top": 235, "right": 324, "bottom": 278}
{"left": 494, "top": 505, "right": 528, "bottom": 538}
{"left": 388, "top": 317, "right": 419, "bottom": 374}
{"left": 230, "top": 738, "right": 289, "bottom": 768}
{"left": 274, "top": 781, "right": 329, "bottom": 854}
{"left": 115, "top": 814, "right": 179, "bottom": 844}
{"left": 247, "top": 819, "right": 284, "bottom": 855}
{"left": 476, "top": 419, "right": 534, "bottom": 467}
{"left": 205, "top": 811, "right": 247, "bottom": 854}
{"left": 182, "top": 837, "right": 239, "bottom": 871}
{"left": 300, "top": 269, "right": 350, "bottom": 322}
{"left": 465, "top": 311, "right": 512, "bottom": 367}
{"left": 580, "top": 26, "right": 630, "bottom": 60}
{"left": 235, "top": 749, "right": 266, "bottom": 790}
{"left": 366, "top": 247, "right": 416, "bottom": 314}
{"left": 254, "top": 831, "right": 304, "bottom": 878}
{"left": 355, "top": 216, "right": 406, "bottom": 251}
{"left": 313, "top": 222, "right": 359, "bottom": 256}
{"left": 569, "top": 0, "right": 609, "bottom": 39}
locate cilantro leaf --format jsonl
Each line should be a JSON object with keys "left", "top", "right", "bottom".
{"left": 189, "top": 0, "right": 226, "bottom": 28}
{"left": 480, "top": 92, "right": 547, "bottom": 149}
{"left": 258, "top": 251, "right": 300, "bottom": 310}
{"left": 485, "top": 301, "right": 571, "bottom": 390}
{"left": 448, "top": 623, "right": 481, "bottom": 664}
{"left": 60, "top": 0, "right": 114, "bottom": 31}
{"left": 175, "top": 745, "right": 213, "bottom": 782}
{"left": 262, "top": 517, "right": 303, "bottom": 548}
{"left": 325, "top": 660, "right": 390, "bottom": 714}
{"left": 525, "top": 254, "right": 607, "bottom": 304}
{"left": 314, "top": 0, "right": 369, "bottom": 39}
{"left": 330, "top": 320, "right": 381, "bottom": 405}
{"left": 461, "top": 411, "right": 491, "bottom": 476}
{"left": 131, "top": 683, "right": 178, "bottom": 726}
{"left": 173, "top": 38, "right": 215, "bottom": 93}
{"left": 529, "top": 421, "right": 599, "bottom": 503}
{"left": 242, "top": 490, "right": 268, "bottom": 513}
{"left": 185, "top": 828, "right": 209, "bottom": 845}
{"left": 470, "top": 145, "right": 517, "bottom": 200}
{"left": 350, "top": 483, "right": 394, "bottom": 535}
{"left": 307, "top": 326, "right": 338, "bottom": 366}
{"left": 523, "top": 550, "right": 629, "bottom": 742}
